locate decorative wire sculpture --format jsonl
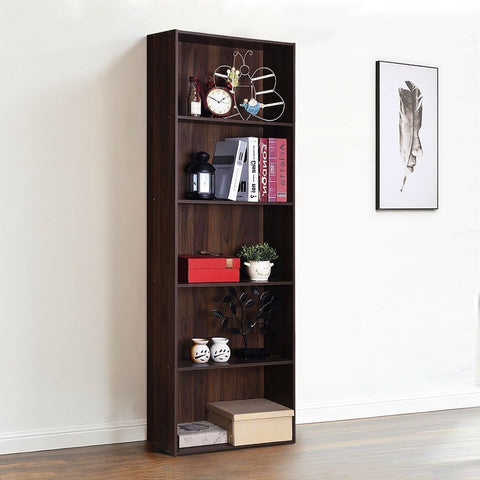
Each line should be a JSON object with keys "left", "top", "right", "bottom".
{"left": 214, "top": 50, "right": 285, "bottom": 122}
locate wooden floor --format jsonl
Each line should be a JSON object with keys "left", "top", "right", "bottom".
{"left": 1, "top": 408, "right": 480, "bottom": 479}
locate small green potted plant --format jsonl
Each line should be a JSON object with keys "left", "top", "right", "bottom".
{"left": 237, "top": 242, "right": 279, "bottom": 281}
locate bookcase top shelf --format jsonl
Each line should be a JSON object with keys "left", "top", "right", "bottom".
{"left": 147, "top": 29, "right": 295, "bottom": 50}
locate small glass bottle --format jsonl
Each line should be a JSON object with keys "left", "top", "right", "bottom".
{"left": 188, "top": 76, "right": 202, "bottom": 117}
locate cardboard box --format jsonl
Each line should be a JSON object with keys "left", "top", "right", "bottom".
{"left": 207, "top": 398, "right": 294, "bottom": 446}
{"left": 177, "top": 421, "right": 227, "bottom": 448}
{"left": 178, "top": 255, "right": 240, "bottom": 283}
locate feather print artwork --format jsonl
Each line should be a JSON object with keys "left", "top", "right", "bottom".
{"left": 398, "top": 80, "right": 423, "bottom": 191}
{"left": 376, "top": 61, "right": 438, "bottom": 209}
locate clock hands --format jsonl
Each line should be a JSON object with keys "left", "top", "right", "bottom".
{"left": 210, "top": 95, "right": 228, "bottom": 104}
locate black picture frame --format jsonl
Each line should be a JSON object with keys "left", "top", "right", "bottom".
{"left": 376, "top": 61, "right": 438, "bottom": 210}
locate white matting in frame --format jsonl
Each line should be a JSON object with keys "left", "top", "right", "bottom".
{"left": 376, "top": 61, "right": 438, "bottom": 210}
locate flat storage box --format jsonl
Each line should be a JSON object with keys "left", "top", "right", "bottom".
{"left": 178, "top": 255, "right": 240, "bottom": 283}
{"left": 207, "top": 398, "right": 294, "bottom": 446}
{"left": 177, "top": 421, "right": 227, "bottom": 448}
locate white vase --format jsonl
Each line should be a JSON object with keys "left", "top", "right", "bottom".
{"left": 244, "top": 260, "right": 274, "bottom": 281}
{"left": 190, "top": 338, "right": 210, "bottom": 364}
{"left": 209, "top": 337, "right": 231, "bottom": 363}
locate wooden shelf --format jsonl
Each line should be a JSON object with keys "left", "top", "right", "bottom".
{"left": 178, "top": 355, "right": 293, "bottom": 371}
{"left": 177, "top": 280, "right": 293, "bottom": 288}
{"left": 176, "top": 439, "right": 294, "bottom": 456}
{"left": 147, "top": 28, "right": 295, "bottom": 456}
{"left": 177, "top": 199, "right": 293, "bottom": 206}
{"left": 177, "top": 29, "right": 295, "bottom": 50}
{"left": 178, "top": 114, "right": 294, "bottom": 128}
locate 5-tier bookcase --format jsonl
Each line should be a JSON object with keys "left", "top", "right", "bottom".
{"left": 147, "top": 29, "right": 295, "bottom": 456}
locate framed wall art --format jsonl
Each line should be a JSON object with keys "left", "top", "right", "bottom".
{"left": 376, "top": 61, "right": 438, "bottom": 210}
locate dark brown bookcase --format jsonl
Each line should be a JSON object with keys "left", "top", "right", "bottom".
{"left": 147, "top": 29, "right": 295, "bottom": 456}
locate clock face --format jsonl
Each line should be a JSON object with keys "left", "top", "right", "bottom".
{"left": 206, "top": 87, "right": 233, "bottom": 116}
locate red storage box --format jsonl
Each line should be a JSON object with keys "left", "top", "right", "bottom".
{"left": 178, "top": 255, "right": 240, "bottom": 283}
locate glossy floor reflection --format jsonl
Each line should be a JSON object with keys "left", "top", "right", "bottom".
{"left": 1, "top": 407, "right": 479, "bottom": 479}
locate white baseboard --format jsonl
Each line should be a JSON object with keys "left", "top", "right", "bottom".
{"left": 3, "top": 391, "right": 480, "bottom": 454}
{"left": 296, "top": 390, "right": 480, "bottom": 424}
{"left": 0, "top": 419, "right": 146, "bottom": 455}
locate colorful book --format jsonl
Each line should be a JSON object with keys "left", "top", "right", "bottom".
{"left": 213, "top": 140, "right": 247, "bottom": 201}
{"left": 267, "top": 138, "right": 277, "bottom": 202}
{"left": 259, "top": 138, "right": 269, "bottom": 202}
{"left": 225, "top": 137, "right": 259, "bottom": 202}
{"left": 276, "top": 138, "right": 287, "bottom": 202}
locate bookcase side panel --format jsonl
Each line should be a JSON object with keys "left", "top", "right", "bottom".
{"left": 147, "top": 30, "right": 178, "bottom": 453}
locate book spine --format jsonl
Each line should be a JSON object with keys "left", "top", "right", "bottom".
{"left": 259, "top": 138, "right": 268, "bottom": 202}
{"left": 228, "top": 137, "right": 258, "bottom": 202}
{"left": 276, "top": 138, "right": 287, "bottom": 202}
{"left": 248, "top": 138, "right": 259, "bottom": 202}
{"left": 236, "top": 151, "right": 249, "bottom": 202}
{"left": 228, "top": 141, "right": 247, "bottom": 201}
{"left": 268, "top": 138, "right": 277, "bottom": 202}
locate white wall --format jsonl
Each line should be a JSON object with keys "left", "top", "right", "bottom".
{"left": 0, "top": 0, "right": 479, "bottom": 454}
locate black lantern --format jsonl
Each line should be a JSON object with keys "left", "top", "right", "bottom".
{"left": 186, "top": 151, "right": 215, "bottom": 200}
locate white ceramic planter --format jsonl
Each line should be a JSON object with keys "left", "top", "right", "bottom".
{"left": 190, "top": 338, "right": 210, "bottom": 364}
{"left": 244, "top": 260, "right": 274, "bottom": 281}
{"left": 209, "top": 337, "right": 231, "bottom": 362}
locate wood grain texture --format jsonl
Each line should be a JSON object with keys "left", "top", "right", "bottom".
{"left": 177, "top": 368, "right": 265, "bottom": 424}
{"left": 2, "top": 408, "right": 480, "bottom": 479}
{"left": 147, "top": 30, "right": 178, "bottom": 454}
{"left": 177, "top": 203, "right": 264, "bottom": 256}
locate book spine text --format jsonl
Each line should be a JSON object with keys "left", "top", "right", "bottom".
{"left": 268, "top": 138, "right": 277, "bottom": 202}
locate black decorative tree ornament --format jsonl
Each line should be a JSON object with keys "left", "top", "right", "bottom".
{"left": 212, "top": 286, "right": 279, "bottom": 360}
{"left": 186, "top": 151, "right": 215, "bottom": 200}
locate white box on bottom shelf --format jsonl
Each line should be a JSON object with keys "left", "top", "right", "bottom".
{"left": 177, "top": 421, "right": 228, "bottom": 448}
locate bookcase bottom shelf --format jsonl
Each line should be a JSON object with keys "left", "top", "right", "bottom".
{"left": 174, "top": 439, "right": 295, "bottom": 456}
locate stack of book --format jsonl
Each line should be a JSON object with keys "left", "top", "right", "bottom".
{"left": 213, "top": 137, "right": 287, "bottom": 202}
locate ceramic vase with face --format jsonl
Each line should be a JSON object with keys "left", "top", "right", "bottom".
{"left": 209, "top": 337, "right": 231, "bottom": 363}
{"left": 190, "top": 338, "right": 210, "bottom": 364}
{"left": 244, "top": 261, "right": 274, "bottom": 281}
